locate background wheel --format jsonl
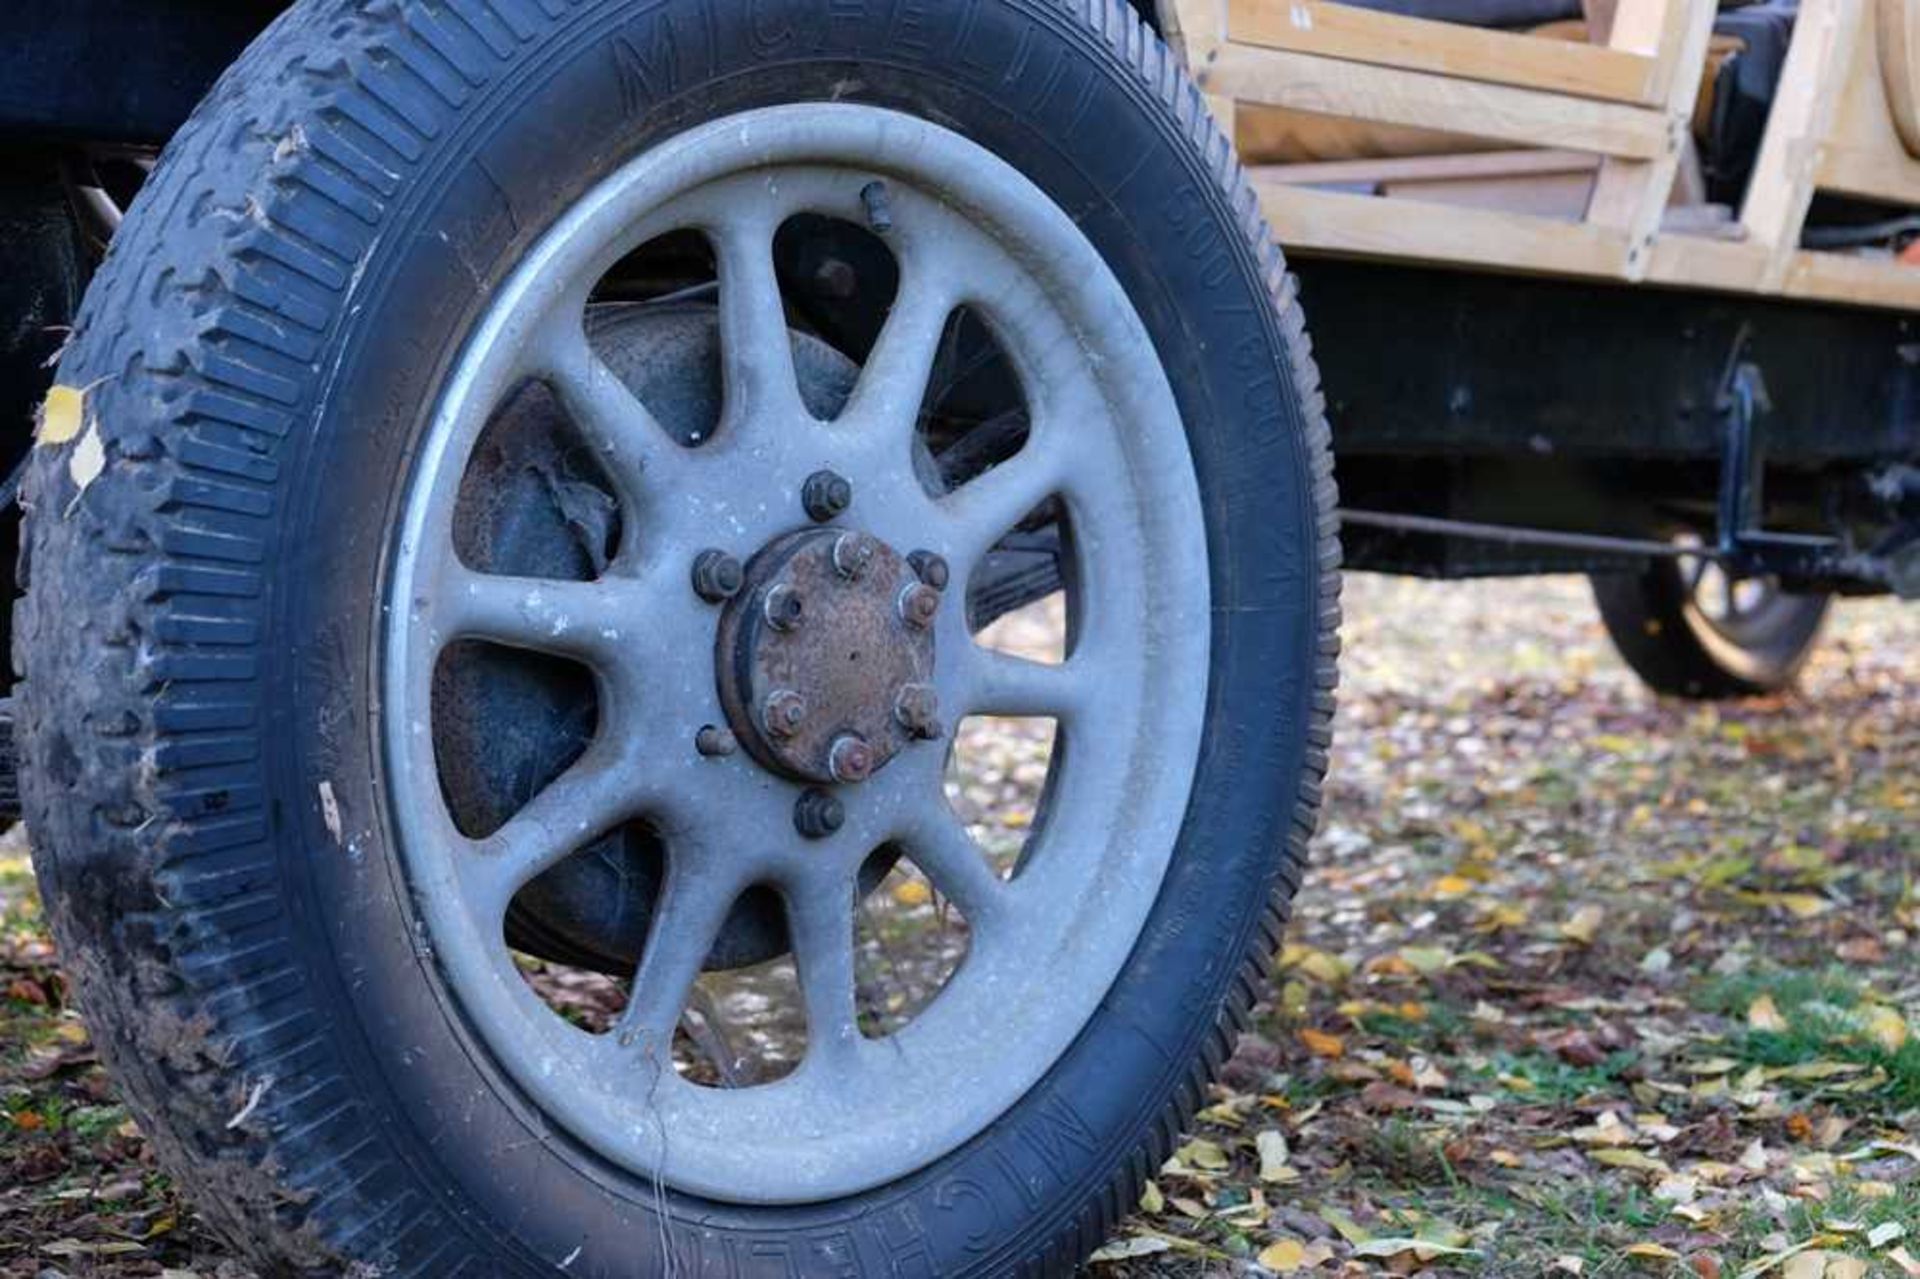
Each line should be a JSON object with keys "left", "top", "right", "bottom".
{"left": 1591, "top": 543, "right": 1828, "bottom": 698}
{"left": 16, "top": 0, "right": 1338, "bottom": 1273}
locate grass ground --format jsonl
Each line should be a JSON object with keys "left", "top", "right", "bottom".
{"left": 3, "top": 575, "right": 1916, "bottom": 1277}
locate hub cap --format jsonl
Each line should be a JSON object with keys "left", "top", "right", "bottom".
{"left": 716, "top": 527, "right": 936, "bottom": 785}
{"left": 382, "top": 105, "right": 1210, "bottom": 1203}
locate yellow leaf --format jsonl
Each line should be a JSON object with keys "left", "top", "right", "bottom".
{"left": 1748, "top": 994, "right": 1789, "bottom": 1033}
{"left": 1862, "top": 1006, "right": 1909, "bottom": 1053}
{"left": 1431, "top": 875, "right": 1475, "bottom": 899}
{"left": 1317, "top": 1205, "right": 1372, "bottom": 1244}
{"left": 1561, "top": 905, "right": 1605, "bottom": 945}
{"left": 1256, "top": 1129, "right": 1292, "bottom": 1182}
{"left": 1624, "top": 1242, "right": 1680, "bottom": 1260}
{"left": 1398, "top": 946, "right": 1453, "bottom": 975}
{"left": 1138, "top": 1180, "right": 1164, "bottom": 1214}
{"left": 1257, "top": 1239, "right": 1307, "bottom": 1272}
{"left": 36, "top": 385, "right": 85, "bottom": 445}
{"left": 1299, "top": 1028, "right": 1345, "bottom": 1059}
{"left": 891, "top": 879, "right": 933, "bottom": 907}
{"left": 1175, "top": 1139, "right": 1229, "bottom": 1171}
{"left": 1593, "top": 1149, "right": 1671, "bottom": 1175}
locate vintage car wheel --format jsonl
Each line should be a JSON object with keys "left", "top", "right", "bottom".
{"left": 16, "top": 0, "right": 1337, "bottom": 1272}
{"left": 1591, "top": 540, "right": 1829, "bottom": 698}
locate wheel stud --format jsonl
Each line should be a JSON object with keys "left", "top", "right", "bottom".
{"left": 899, "top": 582, "right": 942, "bottom": 630}
{"left": 832, "top": 531, "right": 877, "bottom": 580}
{"left": 802, "top": 470, "right": 853, "bottom": 523}
{"left": 794, "top": 788, "right": 845, "bottom": 839}
{"left": 695, "top": 725, "right": 738, "bottom": 758}
{"left": 691, "top": 549, "right": 744, "bottom": 603}
{"left": 860, "top": 180, "right": 894, "bottom": 235}
{"left": 894, "top": 683, "right": 942, "bottom": 740}
{"left": 763, "top": 689, "right": 808, "bottom": 738}
{"left": 764, "top": 583, "right": 804, "bottom": 631}
{"left": 828, "top": 733, "right": 875, "bottom": 783}
{"left": 907, "top": 549, "right": 950, "bottom": 590}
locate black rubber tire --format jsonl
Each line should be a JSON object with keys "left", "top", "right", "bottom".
{"left": 1591, "top": 562, "right": 1828, "bottom": 698}
{"left": 15, "top": 1, "right": 1340, "bottom": 1273}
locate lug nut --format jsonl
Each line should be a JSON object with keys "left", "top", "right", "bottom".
{"left": 832, "top": 531, "right": 877, "bottom": 580}
{"left": 899, "top": 582, "right": 942, "bottom": 630}
{"left": 906, "top": 549, "right": 950, "bottom": 590}
{"left": 894, "top": 683, "right": 942, "bottom": 740}
{"left": 763, "top": 584, "right": 804, "bottom": 631}
{"left": 691, "top": 549, "right": 744, "bottom": 603}
{"left": 763, "top": 689, "right": 808, "bottom": 738}
{"left": 827, "top": 733, "right": 875, "bottom": 783}
{"left": 695, "top": 725, "right": 737, "bottom": 758}
{"left": 794, "top": 788, "right": 845, "bottom": 839}
{"left": 802, "top": 470, "right": 853, "bottom": 523}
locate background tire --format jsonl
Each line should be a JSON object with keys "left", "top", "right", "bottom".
{"left": 16, "top": 0, "right": 1338, "bottom": 1273}
{"left": 1592, "top": 557, "right": 1828, "bottom": 698}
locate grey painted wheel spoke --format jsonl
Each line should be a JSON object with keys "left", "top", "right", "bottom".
{"left": 838, "top": 264, "right": 959, "bottom": 437}
{"left": 939, "top": 434, "right": 1071, "bottom": 572}
{"left": 464, "top": 743, "right": 644, "bottom": 915}
{"left": 712, "top": 215, "right": 805, "bottom": 431}
{"left": 955, "top": 645, "right": 1087, "bottom": 722}
{"left": 533, "top": 321, "right": 691, "bottom": 501}
{"left": 614, "top": 858, "right": 748, "bottom": 1054}
{"left": 785, "top": 870, "right": 862, "bottom": 1070}
{"left": 438, "top": 567, "right": 630, "bottom": 665}
{"left": 896, "top": 809, "right": 1009, "bottom": 929}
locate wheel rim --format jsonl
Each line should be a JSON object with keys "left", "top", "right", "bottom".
{"left": 1673, "top": 536, "right": 1820, "bottom": 676}
{"left": 383, "top": 105, "right": 1210, "bottom": 1203}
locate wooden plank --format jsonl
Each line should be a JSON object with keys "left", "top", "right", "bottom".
{"left": 1786, "top": 250, "right": 1920, "bottom": 309}
{"left": 1252, "top": 149, "right": 1599, "bottom": 188}
{"left": 1584, "top": 0, "right": 1717, "bottom": 280}
{"left": 1738, "top": 0, "right": 1865, "bottom": 288}
{"left": 1227, "top": 0, "right": 1662, "bottom": 104}
{"left": 1643, "top": 234, "right": 1771, "bottom": 293}
{"left": 1603, "top": 0, "right": 1695, "bottom": 99}
{"left": 1816, "top": 15, "right": 1920, "bottom": 205}
{"left": 1253, "top": 180, "right": 1632, "bottom": 276}
{"left": 1200, "top": 41, "right": 1670, "bottom": 158}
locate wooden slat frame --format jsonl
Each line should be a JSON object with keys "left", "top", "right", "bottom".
{"left": 1157, "top": 0, "right": 1920, "bottom": 313}
{"left": 1228, "top": 0, "right": 1664, "bottom": 103}
{"left": 1198, "top": 42, "right": 1669, "bottom": 156}
{"left": 1583, "top": 0, "right": 1718, "bottom": 281}
{"left": 1736, "top": 0, "right": 1866, "bottom": 288}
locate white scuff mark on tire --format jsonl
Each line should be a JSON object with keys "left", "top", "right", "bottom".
{"left": 318, "top": 780, "right": 343, "bottom": 846}
{"left": 226, "top": 1074, "right": 275, "bottom": 1129}
{"left": 64, "top": 420, "right": 106, "bottom": 517}
{"left": 274, "top": 121, "right": 308, "bottom": 164}
{"left": 558, "top": 1245, "right": 582, "bottom": 1269}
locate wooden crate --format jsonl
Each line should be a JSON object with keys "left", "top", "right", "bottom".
{"left": 1159, "top": 0, "right": 1920, "bottom": 311}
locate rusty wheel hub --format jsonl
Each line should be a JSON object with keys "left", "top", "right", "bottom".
{"left": 714, "top": 526, "right": 942, "bottom": 786}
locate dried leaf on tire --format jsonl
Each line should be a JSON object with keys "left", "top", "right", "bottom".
{"left": 36, "top": 385, "right": 85, "bottom": 444}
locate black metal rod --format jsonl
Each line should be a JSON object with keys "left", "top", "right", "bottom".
{"left": 1337, "top": 509, "right": 1714, "bottom": 561}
